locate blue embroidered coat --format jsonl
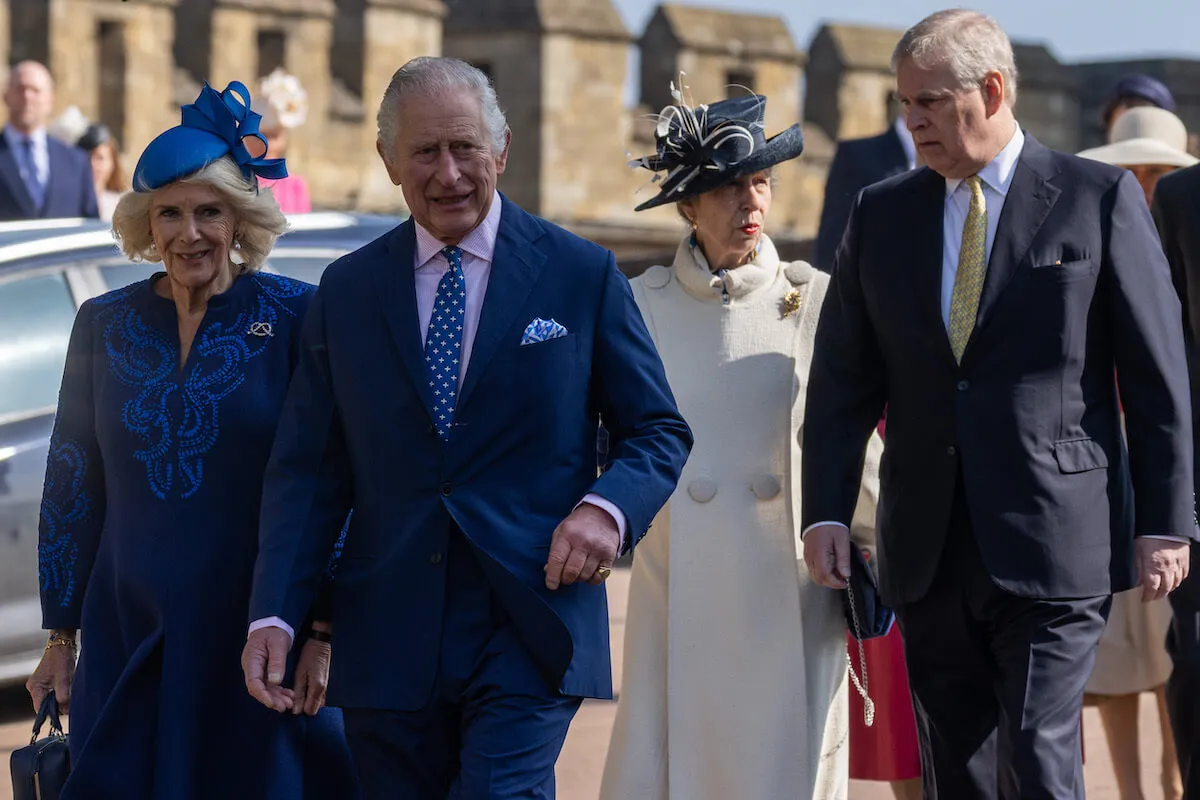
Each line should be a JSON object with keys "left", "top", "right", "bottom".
{"left": 38, "top": 271, "right": 357, "bottom": 799}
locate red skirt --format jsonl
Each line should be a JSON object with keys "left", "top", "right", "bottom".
{"left": 848, "top": 625, "right": 922, "bottom": 781}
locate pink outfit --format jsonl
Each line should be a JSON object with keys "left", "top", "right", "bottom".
{"left": 260, "top": 174, "right": 311, "bottom": 213}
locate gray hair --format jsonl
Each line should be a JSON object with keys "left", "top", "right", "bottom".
{"left": 111, "top": 156, "right": 287, "bottom": 273}
{"left": 376, "top": 56, "right": 509, "bottom": 164}
{"left": 892, "top": 9, "right": 1019, "bottom": 107}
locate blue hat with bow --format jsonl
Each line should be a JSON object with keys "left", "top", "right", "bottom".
{"left": 132, "top": 81, "right": 288, "bottom": 192}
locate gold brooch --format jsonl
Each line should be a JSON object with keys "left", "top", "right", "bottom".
{"left": 781, "top": 289, "right": 801, "bottom": 319}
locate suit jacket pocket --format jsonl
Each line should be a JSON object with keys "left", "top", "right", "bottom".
{"left": 1053, "top": 437, "right": 1109, "bottom": 473}
{"left": 1029, "top": 258, "right": 1097, "bottom": 281}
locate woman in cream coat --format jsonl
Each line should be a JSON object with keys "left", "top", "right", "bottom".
{"left": 601, "top": 85, "right": 884, "bottom": 800}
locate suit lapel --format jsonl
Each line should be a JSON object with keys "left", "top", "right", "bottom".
{"left": 373, "top": 221, "right": 437, "bottom": 423}
{"left": 0, "top": 137, "right": 35, "bottom": 218}
{"left": 457, "top": 197, "right": 546, "bottom": 411}
{"left": 909, "top": 168, "right": 953, "bottom": 360}
{"left": 974, "top": 137, "right": 1061, "bottom": 333}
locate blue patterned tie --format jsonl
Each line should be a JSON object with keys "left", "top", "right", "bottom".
{"left": 21, "top": 138, "right": 44, "bottom": 209}
{"left": 425, "top": 246, "right": 466, "bottom": 439}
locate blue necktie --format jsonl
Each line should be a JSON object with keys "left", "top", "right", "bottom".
{"left": 425, "top": 246, "right": 466, "bottom": 439}
{"left": 21, "top": 137, "right": 44, "bottom": 209}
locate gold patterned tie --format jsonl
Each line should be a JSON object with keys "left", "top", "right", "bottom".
{"left": 947, "top": 175, "right": 987, "bottom": 362}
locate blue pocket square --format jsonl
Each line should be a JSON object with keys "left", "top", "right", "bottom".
{"left": 521, "top": 318, "right": 569, "bottom": 345}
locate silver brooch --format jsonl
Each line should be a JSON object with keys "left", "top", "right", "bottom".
{"left": 247, "top": 322, "right": 274, "bottom": 337}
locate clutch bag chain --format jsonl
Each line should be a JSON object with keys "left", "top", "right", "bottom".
{"left": 845, "top": 580, "right": 876, "bottom": 727}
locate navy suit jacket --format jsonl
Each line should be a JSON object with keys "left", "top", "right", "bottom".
{"left": 814, "top": 128, "right": 910, "bottom": 272}
{"left": 250, "top": 195, "right": 692, "bottom": 710}
{"left": 0, "top": 133, "right": 98, "bottom": 220}
{"left": 803, "top": 136, "right": 1196, "bottom": 605}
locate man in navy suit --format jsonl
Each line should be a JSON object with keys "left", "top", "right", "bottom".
{"left": 0, "top": 61, "right": 97, "bottom": 220}
{"left": 1152, "top": 163, "right": 1200, "bottom": 798}
{"left": 813, "top": 108, "right": 915, "bottom": 272}
{"left": 241, "top": 57, "right": 691, "bottom": 799}
{"left": 802, "top": 10, "right": 1194, "bottom": 798}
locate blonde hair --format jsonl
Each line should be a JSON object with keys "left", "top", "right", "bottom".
{"left": 892, "top": 9, "right": 1019, "bottom": 107}
{"left": 111, "top": 156, "right": 287, "bottom": 272}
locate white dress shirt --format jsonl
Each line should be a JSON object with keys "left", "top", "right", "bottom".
{"left": 893, "top": 116, "right": 917, "bottom": 171}
{"left": 250, "top": 191, "right": 627, "bottom": 642}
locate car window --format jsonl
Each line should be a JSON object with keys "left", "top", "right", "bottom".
{"left": 264, "top": 255, "right": 342, "bottom": 286}
{"left": 0, "top": 271, "right": 78, "bottom": 418}
{"left": 101, "top": 261, "right": 158, "bottom": 290}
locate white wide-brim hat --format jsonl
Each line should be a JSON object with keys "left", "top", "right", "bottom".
{"left": 1078, "top": 106, "right": 1197, "bottom": 168}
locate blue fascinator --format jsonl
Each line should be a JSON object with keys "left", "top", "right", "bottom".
{"left": 630, "top": 75, "right": 804, "bottom": 211}
{"left": 132, "top": 81, "right": 288, "bottom": 192}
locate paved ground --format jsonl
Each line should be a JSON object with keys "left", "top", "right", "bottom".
{"left": 0, "top": 567, "right": 1180, "bottom": 798}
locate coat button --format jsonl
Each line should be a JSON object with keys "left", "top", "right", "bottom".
{"left": 957, "top": 380, "right": 970, "bottom": 391}
{"left": 687, "top": 477, "right": 717, "bottom": 503}
{"left": 947, "top": 445, "right": 957, "bottom": 456}
{"left": 440, "top": 483, "right": 452, "bottom": 496}
{"left": 429, "top": 551, "right": 444, "bottom": 565}
{"left": 750, "top": 474, "right": 782, "bottom": 500}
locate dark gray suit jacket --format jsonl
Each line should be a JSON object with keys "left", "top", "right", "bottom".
{"left": 814, "top": 127, "right": 910, "bottom": 272}
{"left": 803, "top": 135, "right": 1196, "bottom": 604}
{"left": 0, "top": 133, "right": 98, "bottom": 220}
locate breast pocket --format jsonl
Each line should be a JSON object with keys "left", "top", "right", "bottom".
{"left": 1028, "top": 256, "right": 1098, "bottom": 283}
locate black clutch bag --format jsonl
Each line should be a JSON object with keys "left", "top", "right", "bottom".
{"left": 10, "top": 691, "right": 70, "bottom": 800}
{"left": 842, "top": 547, "right": 895, "bottom": 728}
{"left": 842, "top": 545, "right": 894, "bottom": 641}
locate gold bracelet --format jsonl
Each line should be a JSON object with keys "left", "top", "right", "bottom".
{"left": 45, "top": 632, "right": 77, "bottom": 653}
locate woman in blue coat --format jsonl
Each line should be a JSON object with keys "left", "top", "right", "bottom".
{"left": 25, "top": 80, "right": 360, "bottom": 799}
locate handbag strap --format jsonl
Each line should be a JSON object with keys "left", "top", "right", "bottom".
{"left": 31, "top": 690, "right": 64, "bottom": 744}
{"left": 844, "top": 582, "right": 876, "bottom": 728}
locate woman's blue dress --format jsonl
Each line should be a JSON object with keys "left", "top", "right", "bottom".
{"left": 38, "top": 271, "right": 359, "bottom": 799}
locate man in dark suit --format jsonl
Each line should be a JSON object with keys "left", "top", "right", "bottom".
{"left": 240, "top": 57, "right": 691, "bottom": 799}
{"left": 813, "top": 109, "right": 915, "bottom": 272}
{"left": 0, "top": 60, "right": 97, "bottom": 220}
{"left": 1152, "top": 163, "right": 1200, "bottom": 798}
{"left": 802, "top": 10, "right": 1195, "bottom": 799}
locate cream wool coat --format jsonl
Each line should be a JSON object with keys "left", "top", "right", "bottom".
{"left": 600, "top": 235, "right": 883, "bottom": 800}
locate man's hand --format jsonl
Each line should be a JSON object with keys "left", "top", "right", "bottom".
{"left": 1136, "top": 537, "right": 1191, "bottom": 602}
{"left": 544, "top": 503, "right": 620, "bottom": 590}
{"left": 803, "top": 524, "right": 851, "bottom": 589}
{"left": 291, "top": 636, "right": 331, "bottom": 716}
{"left": 242, "top": 626, "right": 295, "bottom": 712}
{"left": 26, "top": 639, "right": 76, "bottom": 714}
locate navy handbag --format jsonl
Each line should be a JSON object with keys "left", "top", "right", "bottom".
{"left": 10, "top": 691, "right": 70, "bottom": 800}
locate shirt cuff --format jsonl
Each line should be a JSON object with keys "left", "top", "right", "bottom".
{"left": 249, "top": 616, "right": 295, "bottom": 646}
{"left": 801, "top": 521, "right": 849, "bottom": 540}
{"left": 1140, "top": 534, "right": 1192, "bottom": 544}
{"left": 578, "top": 493, "right": 630, "bottom": 555}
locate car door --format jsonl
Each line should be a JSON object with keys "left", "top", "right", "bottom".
{"left": 0, "top": 267, "right": 81, "bottom": 672}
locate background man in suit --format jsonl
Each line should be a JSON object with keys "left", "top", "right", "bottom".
{"left": 1152, "top": 163, "right": 1200, "bottom": 798}
{"left": 801, "top": 10, "right": 1195, "bottom": 799}
{"left": 0, "top": 61, "right": 97, "bottom": 220}
{"left": 813, "top": 102, "right": 916, "bottom": 272}
{"left": 240, "top": 56, "right": 691, "bottom": 799}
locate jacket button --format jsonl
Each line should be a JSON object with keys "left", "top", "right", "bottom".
{"left": 947, "top": 445, "right": 957, "bottom": 456}
{"left": 957, "top": 380, "right": 969, "bottom": 391}
{"left": 687, "top": 477, "right": 717, "bottom": 503}
{"left": 440, "top": 483, "right": 452, "bottom": 496}
{"left": 430, "top": 551, "right": 444, "bottom": 565}
{"left": 750, "top": 474, "right": 782, "bottom": 500}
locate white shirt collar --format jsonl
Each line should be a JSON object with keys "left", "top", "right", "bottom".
{"left": 944, "top": 124, "right": 1025, "bottom": 198}
{"left": 893, "top": 116, "right": 916, "bottom": 170}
